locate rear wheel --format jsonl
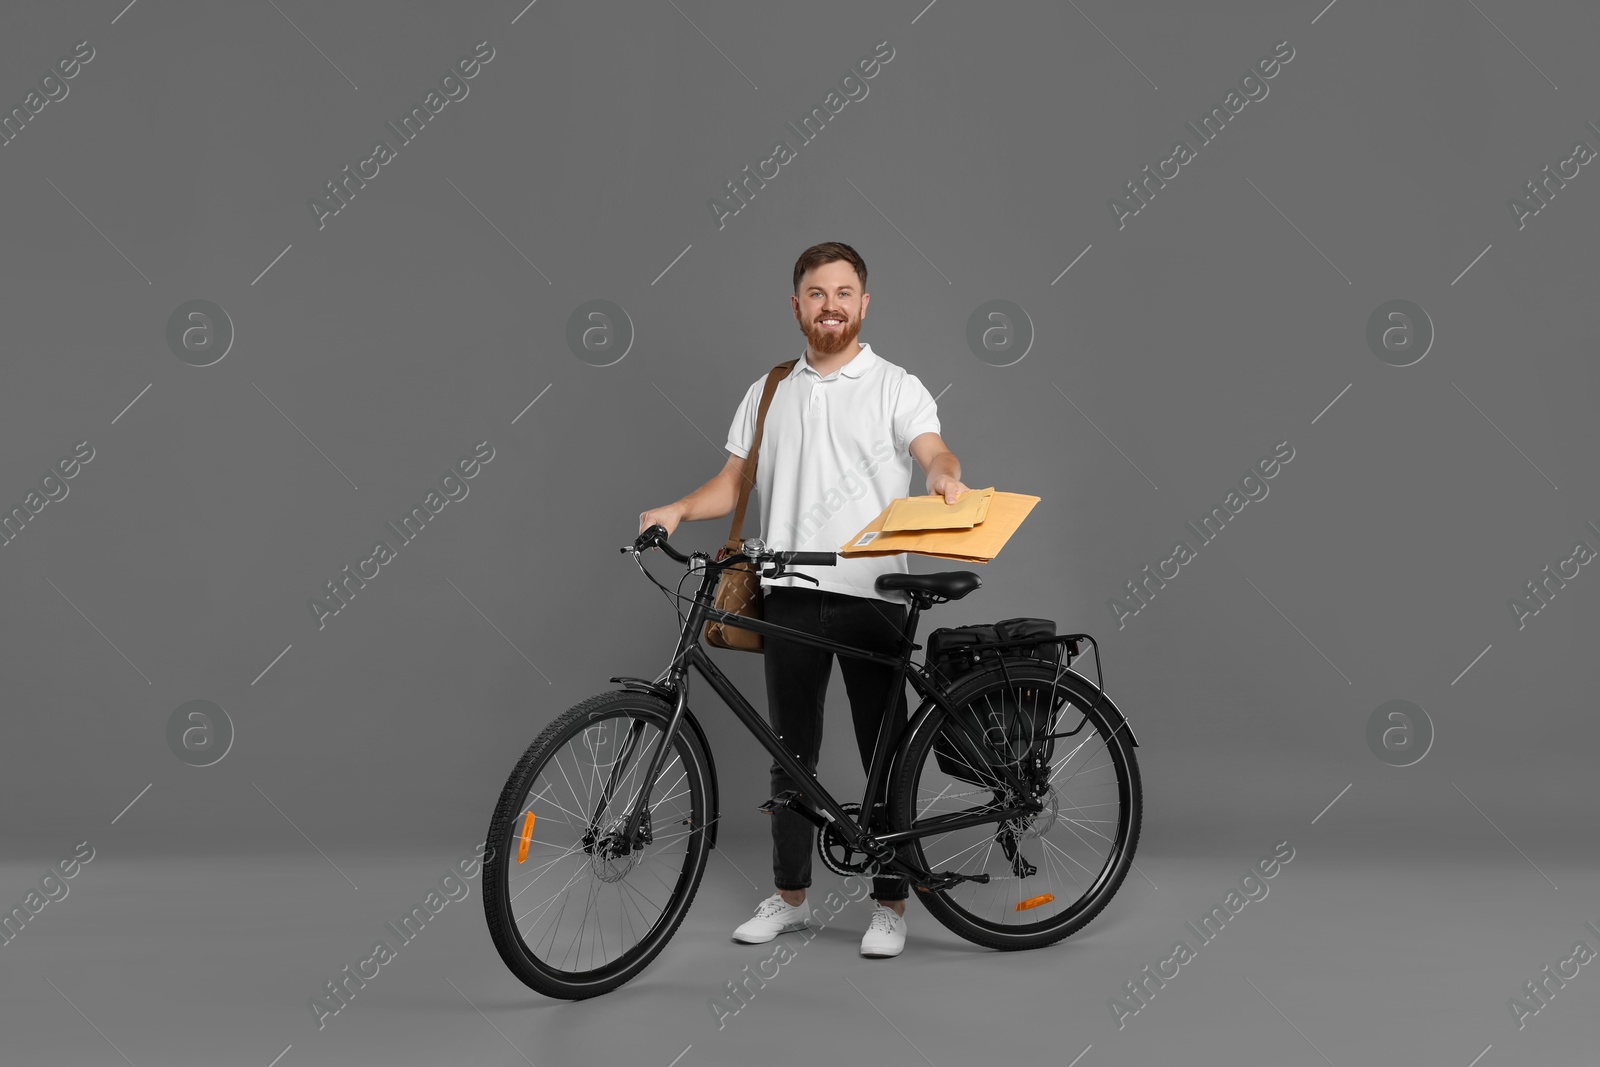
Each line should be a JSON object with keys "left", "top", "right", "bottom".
{"left": 889, "top": 661, "right": 1141, "bottom": 950}
{"left": 483, "top": 691, "right": 713, "bottom": 999}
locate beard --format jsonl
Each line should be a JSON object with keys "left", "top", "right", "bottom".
{"left": 800, "top": 312, "right": 861, "bottom": 356}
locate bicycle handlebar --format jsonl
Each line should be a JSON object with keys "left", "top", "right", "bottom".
{"left": 622, "top": 524, "right": 838, "bottom": 568}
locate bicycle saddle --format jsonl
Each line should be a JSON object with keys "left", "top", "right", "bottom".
{"left": 875, "top": 571, "right": 982, "bottom": 603}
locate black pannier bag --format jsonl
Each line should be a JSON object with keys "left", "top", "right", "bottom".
{"left": 925, "top": 618, "right": 1070, "bottom": 784}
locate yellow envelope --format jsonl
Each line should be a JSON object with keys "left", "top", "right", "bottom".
{"left": 839, "top": 490, "right": 1041, "bottom": 562}
{"left": 883, "top": 486, "right": 995, "bottom": 531}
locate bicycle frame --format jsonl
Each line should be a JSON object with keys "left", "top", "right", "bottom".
{"left": 613, "top": 553, "right": 1045, "bottom": 888}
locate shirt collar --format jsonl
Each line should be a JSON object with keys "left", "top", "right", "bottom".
{"left": 791, "top": 342, "right": 877, "bottom": 380}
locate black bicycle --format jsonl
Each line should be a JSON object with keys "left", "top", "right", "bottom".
{"left": 482, "top": 524, "right": 1142, "bottom": 999}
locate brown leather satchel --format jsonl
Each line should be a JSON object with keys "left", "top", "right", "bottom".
{"left": 704, "top": 359, "right": 799, "bottom": 653}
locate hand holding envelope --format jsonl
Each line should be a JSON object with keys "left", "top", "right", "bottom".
{"left": 883, "top": 487, "right": 994, "bottom": 531}
{"left": 838, "top": 486, "right": 1041, "bottom": 562}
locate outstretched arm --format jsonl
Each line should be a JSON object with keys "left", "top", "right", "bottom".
{"left": 909, "top": 432, "right": 969, "bottom": 502}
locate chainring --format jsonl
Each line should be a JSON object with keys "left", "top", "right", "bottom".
{"left": 817, "top": 802, "right": 875, "bottom": 876}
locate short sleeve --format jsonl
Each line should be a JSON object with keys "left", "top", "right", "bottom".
{"left": 892, "top": 372, "right": 941, "bottom": 453}
{"left": 724, "top": 377, "right": 764, "bottom": 459}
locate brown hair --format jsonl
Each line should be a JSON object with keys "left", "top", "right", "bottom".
{"left": 792, "top": 242, "right": 867, "bottom": 293}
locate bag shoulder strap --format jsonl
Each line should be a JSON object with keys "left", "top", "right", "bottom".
{"left": 727, "top": 359, "right": 799, "bottom": 542}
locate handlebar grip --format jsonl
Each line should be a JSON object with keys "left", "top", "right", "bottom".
{"left": 634, "top": 524, "right": 690, "bottom": 563}
{"left": 778, "top": 551, "right": 837, "bottom": 566}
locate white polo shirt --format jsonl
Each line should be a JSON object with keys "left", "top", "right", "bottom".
{"left": 724, "top": 342, "right": 941, "bottom": 606}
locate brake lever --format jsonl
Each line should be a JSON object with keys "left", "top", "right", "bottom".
{"left": 764, "top": 562, "right": 820, "bottom": 586}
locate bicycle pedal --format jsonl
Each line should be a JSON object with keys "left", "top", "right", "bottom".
{"left": 757, "top": 790, "right": 804, "bottom": 814}
{"left": 920, "top": 870, "right": 991, "bottom": 892}
{"left": 757, "top": 791, "right": 828, "bottom": 828}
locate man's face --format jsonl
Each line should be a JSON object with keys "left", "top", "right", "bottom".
{"left": 792, "top": 259, "right": 869, "bottom": 357}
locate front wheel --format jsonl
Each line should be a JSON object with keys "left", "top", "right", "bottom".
{"left": 888, "top": 661, "right": 1141, "bottom": 950}
{"left": 482, "top": 690, "right": 713, "bottom": 999}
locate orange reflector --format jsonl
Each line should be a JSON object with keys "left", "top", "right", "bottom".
{"left": 1016, "top": 893, "right": 1055, "bottom": 912}
{"left": 516, "top": 811, "right": 536, "bottom": 864}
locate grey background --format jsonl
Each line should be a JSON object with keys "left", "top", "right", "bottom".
{"left": 2, "top": 1, "right": 1596, "bottom": 1065}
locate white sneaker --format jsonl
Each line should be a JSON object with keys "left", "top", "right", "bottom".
{"left": 731, "top": 893, "right": 811, "bottom": 944}
{"left": 860, "top": 903, "right": 907, "bottom": 957}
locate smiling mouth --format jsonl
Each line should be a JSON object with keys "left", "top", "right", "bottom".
{"left": 818, "top": 317, "right": 845, "bottom": 328}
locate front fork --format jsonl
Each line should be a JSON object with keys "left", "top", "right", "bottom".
{"left": 585, "top": 716, "right": 652, "bottom": 856}
{"left": 610, "top": 673, "right": 699, "bottom": 854}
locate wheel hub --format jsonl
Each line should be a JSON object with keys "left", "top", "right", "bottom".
{"left": 585, "top": 810, "right": 651, "bottom": 882}
{"left": 1009, "top": 787, "right": 1059, "bottom": 839}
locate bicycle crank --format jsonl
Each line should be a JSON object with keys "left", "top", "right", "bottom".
{"left": 818, "top": 803, "right": 877, "bottom": 875}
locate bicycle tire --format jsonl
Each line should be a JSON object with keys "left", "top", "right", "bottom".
{"left": 888, "top": 660, "right": 1141, "bottom": 950}
{"left": 483, "top": 690, "right": 713, "bottom": 999}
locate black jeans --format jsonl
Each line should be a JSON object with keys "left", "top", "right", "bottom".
{"left": 761, "top": 586, "right": 911, "bottom": 902}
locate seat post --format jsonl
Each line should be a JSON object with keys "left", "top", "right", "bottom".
{"left": 901, "top": 593, "right": 930, "bottom": 650}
